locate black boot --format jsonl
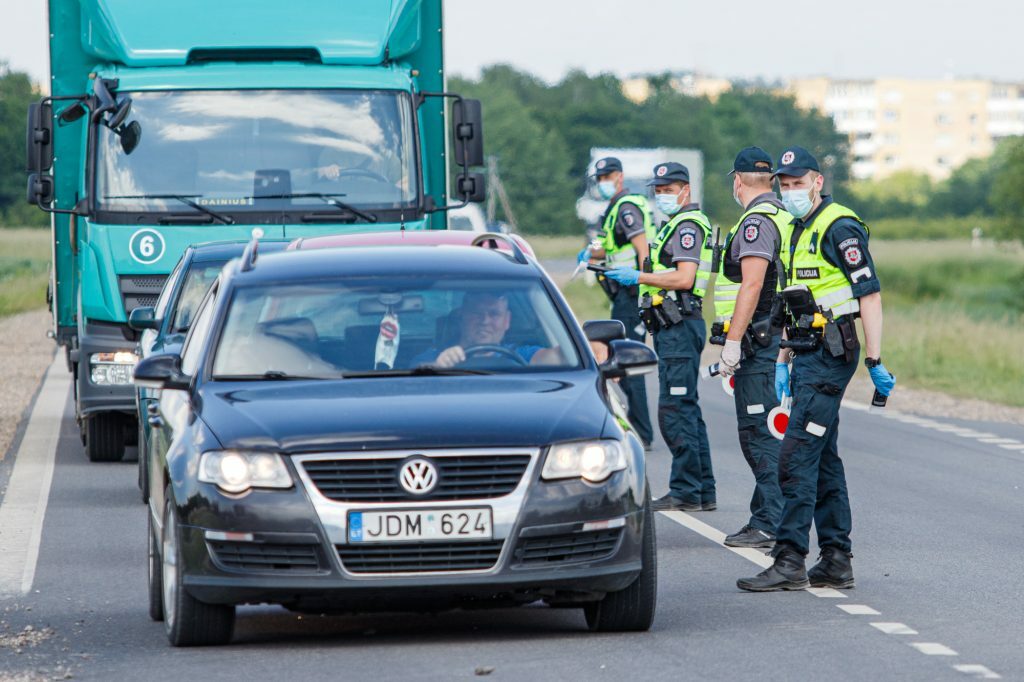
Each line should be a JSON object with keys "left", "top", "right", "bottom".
{"left": 651, "top": 495, "right": 701, "bottom": 512}
{"left": 724, "top": 525, "right": 775, "bottom": 548}
{"left": 737, "top": 546, "right": 809, "bottom": 592}
{"left": 808, "top": 546, "right": 855, "bottom": 589}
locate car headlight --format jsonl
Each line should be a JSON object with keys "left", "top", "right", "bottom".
{"left": 542, "top": 440, "right": 627, "bottom": 483}
{"left": 90, "top": 351, "right": 139, "bottom": 386}
{"left": 198, "top": 451, "right": 293, "bottom": 494}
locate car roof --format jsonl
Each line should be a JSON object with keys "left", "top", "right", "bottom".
{"left": 291, "top": 230, "right": 535, "bottom": 258}
{"left": 190, "top": 239, "right": 288, "bottom": 263}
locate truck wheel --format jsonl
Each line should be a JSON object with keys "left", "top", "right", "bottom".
{"left": 138, "top": 421, "right": 149, "bottom": 504}
{"left": 583, "top": 493, "right": 657, "bottom": 632}
{"left": 84, "top": 413, "right": 126, "bottom": 462}
{"left": 148, "top": 508, "right": 163, "bottom": 622}
{"left": 162, "top": 487, "right": 235, "bottom": 646}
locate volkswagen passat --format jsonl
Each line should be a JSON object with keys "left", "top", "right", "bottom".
{"left": 135, "top": 235, "right": 658, "bottom": 646}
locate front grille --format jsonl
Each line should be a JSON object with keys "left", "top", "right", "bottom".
{"left": 118, "top": 274, "right": 167, "bottom": 313}
{"left": 303, "top": 455, "right": 531, "bottom": 502}
{"left": 207, "top": 540, "right": 321, "bottom": 573}
{"left": 513, "top": 529, "right": 622, "bottom": 566}
{"left": 337, "top": 540, "right": 504, "bottom": 573}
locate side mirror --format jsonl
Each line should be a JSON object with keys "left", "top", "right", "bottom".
{"left": 118, "top": 120, "right": 142, "bottom": 155}
{"left": 600, "top": 339, "right": 658, "bottom": 380}
{"left": 583, "top": 319, "right": 626, "bottom": 344}
{"left": 452, "top": 98, "right": 484, "bottom": 167}
{"left": 128, "top": 306, "right": 161, "bottom": 331}
{"left": 455, "top": 171, "right": 486, "bottom": 203}
{"left": 26, "top": 101, "right": 54, "bottom": 173}
{"left": 26, "top": 173, "right": 54, "bottom": 206}
{"left": 134, "top": 353, "right": 190, "bottom": 390}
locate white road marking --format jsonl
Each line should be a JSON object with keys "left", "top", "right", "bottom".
{"left": 0, "top": 355, "right": 68, "bottom": 596}
{"left": 911, "top": 643, "right": 958, "bottom": 656}
{"left": 806, "top": 587, "right": 847, "bottom": 599}
{"left": 871, "top": 622, "right": 918, "bottom": 635}
{"left": 953, "top": 664, "right": 1002, "bottom": 679}
{"left": 977, "top": 438, "right": 1016, "bottom": 444}
{"left": 998, "top": 443, "right": 1024, "bottom": 451}
{"left": 660, "top": 510, "right": 772, "bottom": 568}
{"left": 837, "top": 604, "right": 880, "bottom": 615}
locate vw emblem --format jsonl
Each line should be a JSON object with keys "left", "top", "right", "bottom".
{"left": 399, "top": 458, "right": 438, "bottom": 495}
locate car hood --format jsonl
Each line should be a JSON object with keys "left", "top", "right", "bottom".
{"left": 198, "top": 374, "right": 609, "bottom": 452}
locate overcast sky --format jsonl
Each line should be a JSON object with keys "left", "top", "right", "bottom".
{"left": 3, "top": 0, "right": 1022, "bottom": 85}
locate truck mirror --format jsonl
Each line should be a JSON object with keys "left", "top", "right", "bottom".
{"left": 26, "top": 101, "right": 54, "bottom": 173}
{"left": 109, "top": 99, "right": 132, "bottom": 129}
{"left": 119, "top": 120, "right": 142, "bottom": 155}
{"left": 26, "top": 173, "right": 55, "bottom": 206}
{"left": 455, "top": 172, "right": 486, "bottom": 203}
{"left": 452, "top": 98, "right": 484, "bottom": 168}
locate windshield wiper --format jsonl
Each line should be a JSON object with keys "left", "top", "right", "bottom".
{"left": 214, "top": 371, "right": 327, "bottom": 381}
{"left": 342, "top": 366, "right": 492, "bottom": 378}
{"left": 104, "top": 194, "right": 235, "bottom": 224}
{"left": 254, "top": 192, "right": 378, "bottom": 223}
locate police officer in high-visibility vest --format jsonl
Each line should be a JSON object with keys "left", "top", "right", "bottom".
{"left": 605, "top": 162, "right": 715, "bottom": 512}
{"left": 578, "top": 156, "right": 655, "bottom": 447}
{"left": 738, "top": 146, "right": 895, "bottom": 592}
{"left": 713, "top": 147, "right": 792, "bottom": 548}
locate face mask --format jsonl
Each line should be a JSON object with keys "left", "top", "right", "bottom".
{"left": 597, "top": 181, "right": 616, "bottom": 200}
{"left": 733, "top": 185, "right": 743, "bottom": 208}
{"left": 781, "top": 188, "right": 814, "bottom": 219}
{"left": 655, "top": 192, "right": 683, "bottom": 215}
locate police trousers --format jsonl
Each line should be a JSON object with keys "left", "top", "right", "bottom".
{"left": 733, "top": 333, "right": 783, "bottom": 534}
{"left": 653, "top": 318, "right": 715, "bottom": 505}
{"left": 775, "top": 345, "right": 859, "bottom": 557}
{"left": 611, "top": 287, "right": 653, "bottom": 445}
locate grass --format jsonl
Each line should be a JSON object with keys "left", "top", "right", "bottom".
{"left": 0, "top": 228, "right": 50, "bottom": 319}
{"left": 524, "top": 235, "right": 586, "bottom": 260}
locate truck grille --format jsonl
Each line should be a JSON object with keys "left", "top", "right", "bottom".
{"left": 207, "top": 540, "right": 321, "bottom": 574}
{"left": 118, "top": 274, "right": 167, "bottom": 313}
{"left": 513, "top": 529, "right": 622, "bottom": 566}
{"left": 302, "top": 455, "right": 531, "bottom": 502}
{"left": 337, "top": 540, "right": 504, "bottom": 573}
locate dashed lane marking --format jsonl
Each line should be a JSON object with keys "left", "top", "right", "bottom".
{"left": 998, "top": 443, "right": 1024, "bottom": 451}
{"left": 911, "top": 643, "right": 959, "bottom": 656}
{"left": 837, "top": 604, "right": 880, "bottom": 615}
{"left": 953, "top": 664, "right": 1002, "bottom": 679}
{"left": 871, "top": 622, "right": 919, "bottom": 635}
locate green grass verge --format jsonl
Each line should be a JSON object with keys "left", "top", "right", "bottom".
{"left": 0, "top": 228, "right": 51, "bottom": 318}
{"left": 524, "top": 235, "right": 586, "bottom": 261}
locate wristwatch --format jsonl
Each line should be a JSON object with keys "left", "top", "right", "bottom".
{"left": 864, "top": 357, "right": 882, "bottom": 369}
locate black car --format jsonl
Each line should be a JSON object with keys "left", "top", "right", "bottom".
{"left": 134, "top": 236, "right": 659, "bottom": 646}
{"left": 128, "top": 240, "right": 287, "bottom": 503}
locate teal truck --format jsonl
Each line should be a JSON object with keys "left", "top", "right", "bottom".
{"left": 25, "top": 0, "right": 485, "bottom": 462}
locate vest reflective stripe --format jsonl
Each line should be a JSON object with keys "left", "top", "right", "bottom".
{"left": 640, "top": 208, "right": 714, "bottom": 299}
{"left": 782, "top": 201, "right": 868, "bottom": 318}
{"left": 599, "top": 194, "right": 655, "bottom": 269}
{"left": 713, "top": 202, "right": 793, "bottom": 322}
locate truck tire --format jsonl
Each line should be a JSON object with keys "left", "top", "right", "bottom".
{"left": 583, "top": 493, "right": 657, "bottom": 632}
{"left": 162, "top": 486, "right": 235, "bottom": 646}
{"left": 84, "top": 413, "right": 126, "bottom": 462}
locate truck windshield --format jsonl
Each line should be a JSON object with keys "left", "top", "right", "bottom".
{"left": 96, "top": 89, "right": 418, "bottom": 220}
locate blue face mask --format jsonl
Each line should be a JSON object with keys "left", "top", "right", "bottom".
{"left": 597, "top": 181, "right": 616, "bottom": 200}
{"left": 781, "top": 188, "right": 814, "bottom": 219}
{"left": 655, "top": 192, "right": 682, "bottom": 215}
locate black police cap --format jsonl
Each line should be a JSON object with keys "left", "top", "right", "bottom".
{"left": 729, "top": 146, "right": 774, "bottom": 175}
{"left": 591, "top": 157, "right": 623, "bottom": 177}
{"left": 647, "top": 161, "right": 690, "bottom": 186}
{"left": 773, "top": 146, "right": 820, "bottom": 177}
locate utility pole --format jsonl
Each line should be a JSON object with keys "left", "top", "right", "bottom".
{"left": 486, "top": 155, "right": 519, "bottom": 233}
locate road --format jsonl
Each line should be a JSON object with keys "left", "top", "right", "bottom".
{"left": 1, "top": 355, "right": 1022, "bottom": 681}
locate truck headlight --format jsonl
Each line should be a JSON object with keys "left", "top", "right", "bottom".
{"left": 90, "top": 351, "right": 139, "bottom": 386}
{"left": 542, "top": 440, "right": 626, "bottom": 483}
{"left": 198, "top": 451, "right": 293, "bottom": 494}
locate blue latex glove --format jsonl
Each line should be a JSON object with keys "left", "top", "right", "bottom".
{"left": 775, "top": 362, "right": 791, "bottom": 401}
{"left": 869, "top": 363, "right": 896, "bottom": 397}
{"left": 576, "top": 247, "right": 590, "bottom": 264}
{"left": 605, "top": 268, "right": 641, "bottom": 286}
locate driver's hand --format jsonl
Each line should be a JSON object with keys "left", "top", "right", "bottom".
{"left": 435, "top": 345, "right": 465, "bottom": 368}
{"left": 318, "top": 164, "right": 341, "bottom": 180}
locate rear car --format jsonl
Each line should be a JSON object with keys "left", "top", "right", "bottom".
{"left": 135, "top": 237, "right": 658, "bottom": 646}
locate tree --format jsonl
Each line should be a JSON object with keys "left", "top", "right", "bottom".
{"left": 0, "top": 66, "right": 47, "bottom": 226}
{"left": 989, "top": 136, "right": 1024, "bottom": 240}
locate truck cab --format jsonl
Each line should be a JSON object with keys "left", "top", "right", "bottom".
{"left": 25, "top": 0, "right": 484, "bottom": 461}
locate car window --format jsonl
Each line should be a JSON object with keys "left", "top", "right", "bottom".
{"left": 211, "top": 277, "right": 581, "bottom": 378}
{"left": 180, "top": 284, "right": 218, "bottom": 376}
{"left": 172, "top": 261, "right": 227, "bottom": 331}
{"left": 154, "top": 260, "right": 182, "bottom": 320}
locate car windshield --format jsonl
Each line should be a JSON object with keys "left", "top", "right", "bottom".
{"left": 96, "top": 89, "right": 418, "bottom": 217}
{"left": 172, "top": 261, "right": 227, "bottom": 332}
{"left": 211, "top": 278, "right": 582, "bottom": 379}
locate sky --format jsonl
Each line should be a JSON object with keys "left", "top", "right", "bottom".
{"left": 3, "top": 0, "right": 1023, "bottom": 85}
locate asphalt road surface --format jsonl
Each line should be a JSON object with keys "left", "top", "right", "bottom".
{"left": 1, "top": 356, "right": 1021, "bottom": 681}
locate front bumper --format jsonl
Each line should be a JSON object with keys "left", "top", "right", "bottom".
{"left": 76, "top": 323, "right": 139, "bottom": 418}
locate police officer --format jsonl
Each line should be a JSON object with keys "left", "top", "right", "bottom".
{"left": 737, "top": 146, "right": 895, "bottom": 592}
{"left": 604, "top": 162, "right": 715, "bottom": 512}
{"left": 713, "top": 147, "right": 792, "bottom": 548}
{"left": 579, "top": 157, "right": 655, "bottom": 447}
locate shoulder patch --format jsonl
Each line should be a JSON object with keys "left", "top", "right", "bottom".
{"left": 678, "top": 225, "right": 698, "bottom": 250}
{"left": 842, "top": 240, "right": 864, "bottom": 267}
{"left": 622, "top": 211, "right": 636, "bottom": 227}
{"left": 742, "top": 218, "right": 760, "bottom": 243}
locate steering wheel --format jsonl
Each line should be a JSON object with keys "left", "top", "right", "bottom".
{"left": 462, "top": 344, "right": 528, "bottom": 366}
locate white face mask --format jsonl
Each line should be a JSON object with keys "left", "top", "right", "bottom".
{"left": 655, "top": 191, "right": 684, "bottom": 215}
{"left": 733, "top": 184, "right": 743, "bottom": 208}
{"left": 781, "top": 187, "right": 815, "bottom": 219}
{"left": 597, "top": 181, "right": 616, "bottom": 200}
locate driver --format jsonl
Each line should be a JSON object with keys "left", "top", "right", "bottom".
{"left": 421, "top": 293, "right": 561, "bottom": 368}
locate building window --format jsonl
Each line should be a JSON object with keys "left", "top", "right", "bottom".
{"left": 883, "top": 110, "right": 899, "bottom": 122}
{"left": 937, "top": 90, "right": 953, "bottom": 103}
{"left": 883, "top": 133, "right": 900, "bottom": 145}
{"left": 885, "top": 155, "right": 898, "bottom": 167}
{"left": 937, "top": 156, "right": 950, "bottom": 167}
{"left": 935, "top": 134, "right": 952, "bottom": 147}
{"left": 936, "top": 113, "right": 952, "bottom": 125}
{"left": 884, "top": 90, "right": 902, "bottom": 103}
{"left": 969, "top": 113, "right": 979, "bottom": 124}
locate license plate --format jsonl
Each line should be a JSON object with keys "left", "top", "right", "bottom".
{"left": 348, "top": 508, "right": 493, "bottom": 543}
